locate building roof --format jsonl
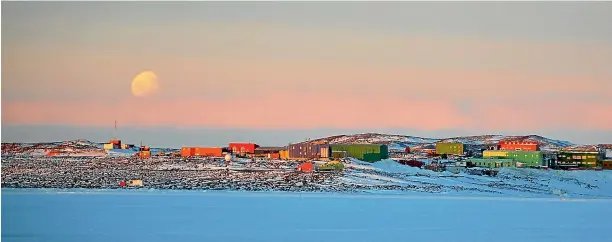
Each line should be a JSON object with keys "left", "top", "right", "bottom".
{"left": 255, "top": 146, "right": 286, "bottom": 151}
{"left": 598, "top": 144, "right": 612, "bottom": 149}
{"left": 561, "top": 145, "right": 599, "bottom": 152}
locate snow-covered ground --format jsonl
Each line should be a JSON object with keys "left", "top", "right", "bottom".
{"left": 341, "top": 159, "right": 612, "bottom": 199}
{"left": 2, "top": 188, "right": 611, "bottom": 242}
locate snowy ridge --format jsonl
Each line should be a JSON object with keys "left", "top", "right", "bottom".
{"left": 308, "top": 133, "right": 574, "bottom": 151}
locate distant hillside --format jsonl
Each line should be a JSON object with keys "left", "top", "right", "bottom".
{"left": 1, "top": 134, "right": 576, "bottom": 156}
{"left": 1, "top": 140, "right": 177, "bottom": 157}
{"left": 306, "top": 133, "right": 574, "bottom": 152}
{"left": 1, "top": 139, "right": 104, "bottom": 156}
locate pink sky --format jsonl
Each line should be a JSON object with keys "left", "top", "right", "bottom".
{"left": 3, "top": 3, "right": 612, "bottom": 135}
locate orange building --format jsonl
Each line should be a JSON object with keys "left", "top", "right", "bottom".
{"left": 229, "top": 143, "right": 259, "bottom": 155}
{"left": 181, "top": 147, "right": 223, "bottom": 157}
{"left": 499, "top": 140, "right": 539, "bottom": 151}
{"left": 297, "top": 162, "right": 314, "bottom": 172}
{"left": 139, "top": 151, "right": 151, "bottom": 159}
{"left": 181, "top": 147, "right": 195, "bottom": 157}
{"left": 194, "top": 147, "right": 223, "bottom": 157}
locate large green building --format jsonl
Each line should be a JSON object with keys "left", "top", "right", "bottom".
{"left": 557, "top": 151, "right": 599, "bottom": 168}
{"left": 436, "top": 142, "right": 464, "bottom": 155}
{"left": 506, "top": 151, "right": 544, "bottom": 167}
{"left": 330, "top": 144, "right": 389, "bottom": 162}
{"left": 467, "top": 158, "right": 516, "bottom": 168}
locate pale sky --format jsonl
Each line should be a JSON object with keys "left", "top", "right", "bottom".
{"left": 2, "top": 2, "right": 612, "bottom": 146}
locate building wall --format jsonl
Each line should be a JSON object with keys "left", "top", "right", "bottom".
{"left": 467, "top": 158, "right": 516, "bottom": 168}
{"left": 499, "top": 141, "right": 539, "bottom": 151}
{"left": 330, "top": 144, "right": 389, "bottom": 162}
{"left": 557, "top": 151, "right": 599, "bottom": 168}
{"left": 288, "top": 143, "right": 330, "bottom": 159}
{"left": 605, "top": 149, "right": 612, "bottom": 159}
{"left": 193, "top": 147, "right": 223, "bottom": 157}
{"left": 435, "top": 143, "right": 464, "bottom": 155}
{"left": 603, "top": 160, "right": 612, "bottom": 170}
{"left": 320, "top": 146, "right": 330, "bottom": 158}
{"left": 279, "top": 150, "right": 289, "bottom": 160}
{"left": 506, "top": 151, "right": 544, "bottom": 167}
{"left": 483, "top": 150, "right": 509, "bottom": 158}
{"left": 229, "top": 143, "right": 259, "bottom": 154}
{"left": 181, "top": 147, "right": 195, "bottom": 157}
{"left": 332, "top": 151, "right": 347, "bottom": 159}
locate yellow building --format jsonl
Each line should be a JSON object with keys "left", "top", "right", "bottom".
{"left": 279, "top": 150, "right": 289, "bottom": 160}
{"left": 483, "top": 150, "right": 509, "bottom": 158}
{"left": 103, "top": 143, "right": 117, "bottom": 150}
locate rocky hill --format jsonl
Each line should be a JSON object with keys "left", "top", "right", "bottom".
{"left": 307, "top": 133, "right": 574, "bottom": 152}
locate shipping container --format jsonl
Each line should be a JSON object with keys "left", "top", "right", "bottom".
{"left": 435, "top": 142, "right": 464, "bottom": 155}
{"left": 193, "top": 147, "right": 223, "bottom": 157}
{"left": 268, "top": 153, "right": 281, "bottom": 159}
{"left": 289, "top": 143, "right": 330, "bottom": 159}
{"left": 279, "top": 150, "right": 289, "bottom": 160}
{"left": 229, "top": 143, "right": 259, "bottom": 155}
{"left": 499, "top": 140, "right": 539, "bottom": 151}
{"left": 330, "top": 144, "right": 389, "bottom": 162}
{"left": 483, "top": 150, "right": 509, "bottom": 158}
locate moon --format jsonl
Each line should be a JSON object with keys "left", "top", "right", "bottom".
{"left": 131, "top": 71, "right": 160, "bottom": 97}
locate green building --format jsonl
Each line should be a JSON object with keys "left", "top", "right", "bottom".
{"left": 557, "top": 151, "right": 599, "bottom": 168}
{"left": 436, "top": 142, "right": 464, "bottom": 155}
{"left": 467, "top": 158, "right": 516, "bottom": 168}
{"left": 506, "top": 151, "right": 544, "bottom": 167}
{"left": 330, "top": 144, "right": 389, "bottom": 162}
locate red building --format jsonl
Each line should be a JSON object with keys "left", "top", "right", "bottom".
{"left": 297, "top": 162, "right": 314, "bottom": 172}
{"left": 229, "top": 143, "right": 259, "bottom": 155}
{"left": 499, "top": 140, "right": 539, "bottom": 151}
